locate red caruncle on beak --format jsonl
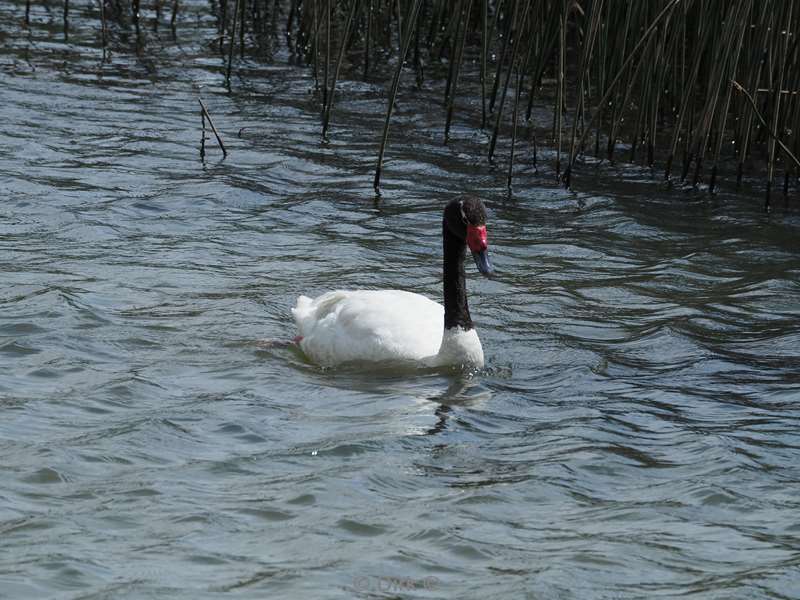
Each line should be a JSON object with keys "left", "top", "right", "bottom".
{"left": 466, "top": 225, "right": 488, "bottom": 253}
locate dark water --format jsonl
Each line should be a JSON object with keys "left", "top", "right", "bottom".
{"left": 2, "top": 2, "right": 800, "bottom": 598}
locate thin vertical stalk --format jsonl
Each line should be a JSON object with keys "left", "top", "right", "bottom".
{"left": 480, "top": 0, "right": 488, "bottom": 128}
{"left": 322, "top": 0, "right": 360, "bottom": 138}
{"left": 766, "top": 1, "right": 793, "bottom": 210}
{"left": 508, "top": 64, "right": 523, "bottom": 188}
{"left": 736, "top": 2, "right": 773, "bottom": 186}
{"left": 63, "top": 0, "right": 69, "bottom": 41}
{"left": 171, "top": 0, "right": 179, "bottom": 31}
{"left": 525, "top": 14, "right": 559, "bottom": 122}
{"left": 443, "top": 0, "right": 464, "bottom": 105}
{"left": 286, "top": 0, "right": 298, "bottom": 51}
{"left": 312, "top": 0, "right": 320, "bottom": 87}
{"left": 225, "top": 0, "right": 242, "bottom": 85}
{"left": 555, "top": 0, "right": 566, "bottom": 176}
{"left": 100, "top": 0, "right": 108, "bottom": 52}
{"left": 709, "top": 0, "right": 751, "bottom": 193}
{"left": 445, "top": 0, "right": 473, "bottom": 142}
{"left": 220, "top": 0, "right": 228, "bottom": 52}
{"left": 364, "top": 0, "right": 373, "bottom": 79}
{"left": 489, "top": 0, "right": 514, "bottom": 114}
{"left": 239, "top": 0, "right": 246, "bottom": 59}
{"left": 395, "top": 0, "right": 403, "bottom": 50}
{"left": 605, "top": 0, "right": 634, "bottom": 160}
{"left": 133, "top": 0, "right": 140, "bottom": 36}
{"left": 488, "top": 0, "right": 529, "bottom": 162}
{"left": 200, "top": 106, "right": 207, "bottom": 159}
{"left": 414, "top": 0, "right": 423, "bottom": 87}
{"left": 565, "top": 0, "right": 605, "bottom": 188}
{"left": 322, "top": 0, "right": 331, "bottom": 111}
{"left": 374, "top": 0, "right": 424, "bottom": 189}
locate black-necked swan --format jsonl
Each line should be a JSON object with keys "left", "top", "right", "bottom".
{"left": 292, "top": 195, "right": 494, "bottom": 368}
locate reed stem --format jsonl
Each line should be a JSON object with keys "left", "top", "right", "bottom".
{"left": 322, "top": 0, "right": 360, "bottom": 138}
{"left": 225, "top": 0, "right": 242, "bottom": 85}
{"left": 198, "top": 99, "right": 229, "bottom": 157}
{"left": 374, "top": 0, "right": 423, "bottom": 189}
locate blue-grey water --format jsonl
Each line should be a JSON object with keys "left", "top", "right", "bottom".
{"left": 2, "top": 2, "right": 800, "bottom": 598}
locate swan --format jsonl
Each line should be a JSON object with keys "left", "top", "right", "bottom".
{"left": 292, "top": 195, "right": 494, "bottom": 369}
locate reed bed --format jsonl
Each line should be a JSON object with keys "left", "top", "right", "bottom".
{"left": 52, "top": 0, "right": 800, "bottom": 202}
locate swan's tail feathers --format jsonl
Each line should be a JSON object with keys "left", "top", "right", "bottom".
{"left": 293, "top": 295, "right": 313, "bottom": 316}
{"left": 292, "top": 295, "right": 314, "bottom": 337}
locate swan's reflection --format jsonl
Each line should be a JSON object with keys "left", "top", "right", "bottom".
{"left": 268, "top": 342, "right": 496, "bottom": 439}
{"left": 424, "top": 376, "right": 492, "bottom": 436}
{"left": 426, "top": 404, "right": 452, "bottom": 437}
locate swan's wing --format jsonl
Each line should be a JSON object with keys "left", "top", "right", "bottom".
{"left": 292, "top": 290, "right": 443, "bottom": 366}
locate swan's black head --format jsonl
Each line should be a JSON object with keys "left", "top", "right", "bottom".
{"left": 444, "top": 195, "right": 494, "bottom": 277}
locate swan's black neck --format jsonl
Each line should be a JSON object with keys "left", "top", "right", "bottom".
{"left": 443, "top": 220, "right": 472, "bottom": 331}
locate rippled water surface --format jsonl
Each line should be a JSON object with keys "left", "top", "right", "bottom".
{"left": 2, "top": 2, "right": 800, "bottom": 598}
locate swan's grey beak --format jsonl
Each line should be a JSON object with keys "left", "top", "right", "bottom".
{"left": 472, "top": 249, "right": 494, "bottom": 277}
{"left": 466, "top": 224, "right": 494, "bottom": 277}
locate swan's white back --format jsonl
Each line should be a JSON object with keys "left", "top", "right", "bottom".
{"left": 292, "top": 290, "right": 484, "bottom": 368}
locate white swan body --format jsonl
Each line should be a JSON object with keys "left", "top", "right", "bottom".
{"left": 292, "top": 290, "right": 484, "bottom": 368}
{"left": 291, "top": 195, "right": 494, "bottom": 370}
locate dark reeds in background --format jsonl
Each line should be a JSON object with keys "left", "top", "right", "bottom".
{"left": 53, "top": 0, "right": 800, "bottom": 202}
